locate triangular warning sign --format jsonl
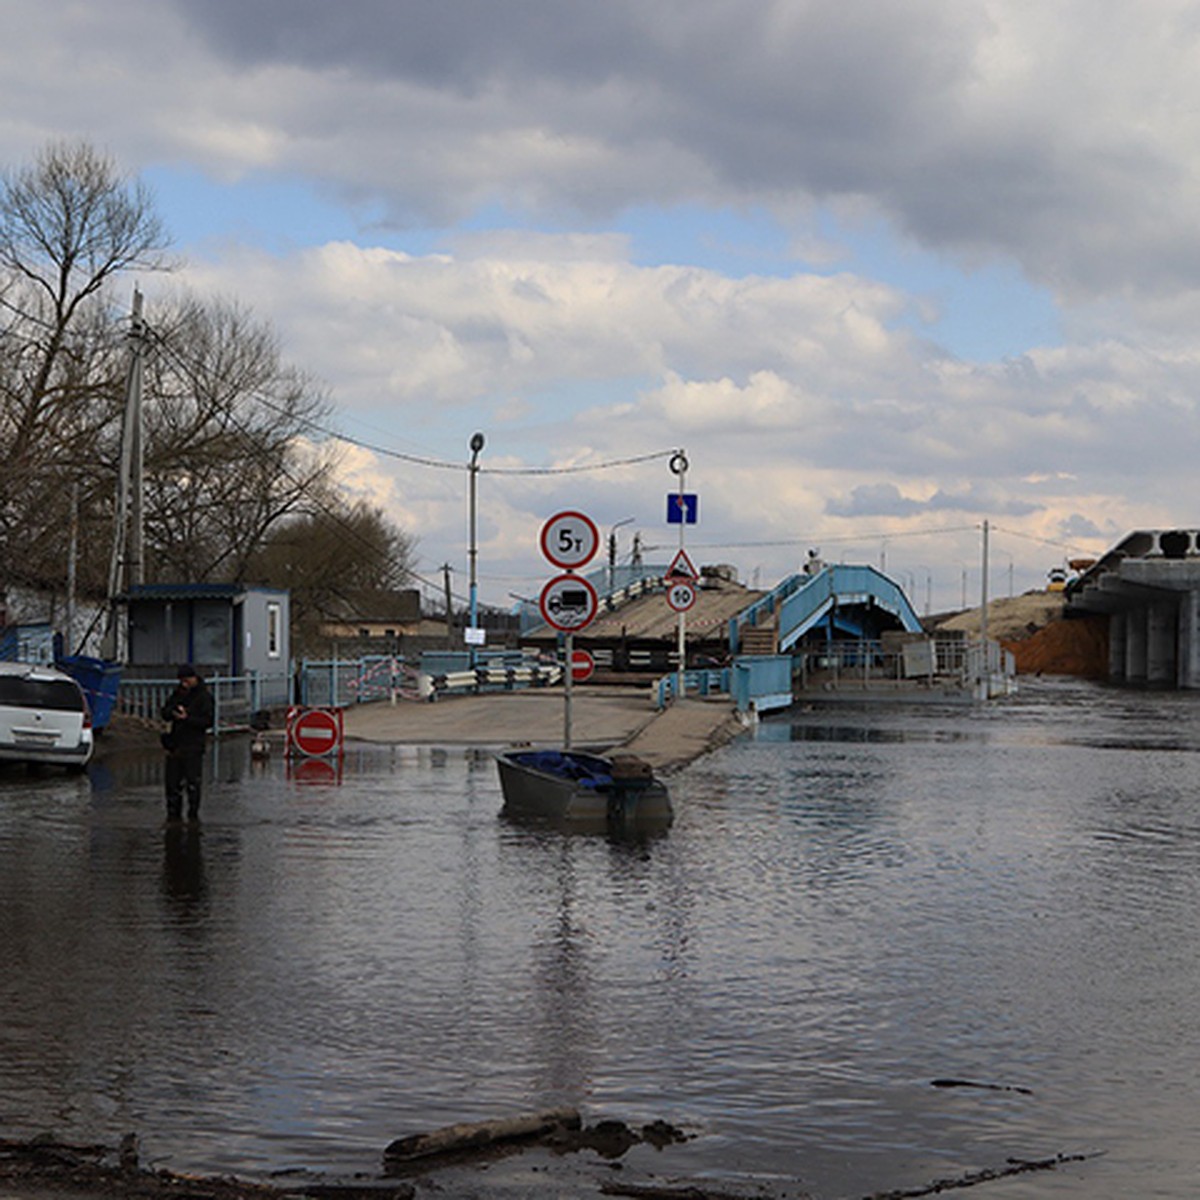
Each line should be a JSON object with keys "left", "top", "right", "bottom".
{"left": 666, "top": 549, "right": 699, "bottom": 580}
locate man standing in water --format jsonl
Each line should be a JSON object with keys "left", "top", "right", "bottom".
{"left": 161, "top": 665, "right": 214, "bottom": 822}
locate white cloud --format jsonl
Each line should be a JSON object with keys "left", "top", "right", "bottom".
{"left": 164, "top": 228, "right": 1199, "bottom": 604}
{"left": 7, "top": 0, "right": 1200, "bottom": 608}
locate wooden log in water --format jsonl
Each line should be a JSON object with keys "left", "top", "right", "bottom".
{"left": 382, "top": 1107, "right": 581, "bottom": 1163}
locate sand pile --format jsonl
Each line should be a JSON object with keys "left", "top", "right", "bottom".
{"left": 932, "top": 592, "right": 1108, "bottom": 678}
{"left": 933, "top": 591, "right": 1065, "bottom": 641}
{"left": 1002, "top": 613, "right": 1108, "bottom": 677}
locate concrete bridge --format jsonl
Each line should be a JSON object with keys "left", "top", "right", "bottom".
{"left": 1066, "top": 529, "right": 1200, "bottom": 687}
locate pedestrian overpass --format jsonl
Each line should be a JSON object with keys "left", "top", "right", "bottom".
{"left": 729, "top": 564, "right": 924, "bottom": 655}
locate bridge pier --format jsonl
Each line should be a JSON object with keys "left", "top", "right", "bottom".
{"left": 1179, "top": 591, "right": 1200, "bottom": 688}
{"left": 1147, "top": 601, "right": 1176, "bottom": 686}
{"left": 1108, "top": 610, "right": 1127, "bottom": 682}
{"left": 1124, "top": 608, "right": 1148, "bottom": 684}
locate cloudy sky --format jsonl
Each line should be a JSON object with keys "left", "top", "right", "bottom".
{"left": 6, "top": 1, "right": 1200, "bottom": 612}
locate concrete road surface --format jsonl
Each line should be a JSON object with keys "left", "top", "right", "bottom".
{"left": 341, "top": 685, "right": 745, "bottom": 775}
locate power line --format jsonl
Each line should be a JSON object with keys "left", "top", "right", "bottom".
{"left": 0, "top": 291, "right": 129, "bottom": 349}
{"left": 148, "top": 323, "right": 498, "bottom": 607}
{"left": 658, "top": 524, "right": 979, "bottom": 552}
{"left": 147, "top": 319, "right": 679, "bottom": 476}
{"left": 285, "top": 409, "right": 677, "bottom": 475}
{"left": 990, "top": 523, "right": 1099, "bottom": 557}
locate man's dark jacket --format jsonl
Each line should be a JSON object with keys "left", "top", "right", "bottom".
{"left": 160, "top": 681, "right": 214, "bottom": 752}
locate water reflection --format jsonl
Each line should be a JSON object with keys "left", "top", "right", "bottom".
{"left": 765, "top": 721, "right": 973, "bottom": 745}
{"left": 162, "top": 825, "right": 207, "bottom": 907}
{"left": 3, "top": 683, "right": 1200, "bottom": 1196}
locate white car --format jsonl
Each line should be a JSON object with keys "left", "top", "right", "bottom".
{"left": 0, "top": 661, "right": 94, "bottom": 770}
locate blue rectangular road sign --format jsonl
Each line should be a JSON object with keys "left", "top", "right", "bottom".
{"left": 667, "top": 493, "right": 698, "bottom": 524}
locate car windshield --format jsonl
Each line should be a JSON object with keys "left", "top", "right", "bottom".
{"left": 0, "top": 678, "right": 84, "bottom": 711}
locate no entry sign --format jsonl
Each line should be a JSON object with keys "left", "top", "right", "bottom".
{"left": 569, "top": 648, "right": 595, "bottom": 682}
{"left": 287, "top": 706, "right": 345, "bottom": 757}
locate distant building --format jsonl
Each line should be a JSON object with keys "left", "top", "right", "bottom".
{"left": 317, "top": 588, "right": 521, "bottom": 656}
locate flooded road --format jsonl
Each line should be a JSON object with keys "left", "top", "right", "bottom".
{"left": 2, "top": 678, "right": 1200, "bottom": 1197}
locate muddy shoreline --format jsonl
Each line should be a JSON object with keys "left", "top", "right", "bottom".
{"left": 0, "top": 1118, "right": 714, "bottom": 1200}
{"left": 0, "top": 1128, "right": 1094, "bottom": 1200}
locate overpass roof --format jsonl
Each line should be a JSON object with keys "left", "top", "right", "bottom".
{"left": 1067, "top": 528, "right": 1200, "bottom": 615}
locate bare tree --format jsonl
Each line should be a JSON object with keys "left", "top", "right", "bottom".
{"left": 0, "top": 139, "right": 171, "bottom": 588}
{"left": 248, "top": 499, "right": 416, "bottom": 652}
{"left": 141, "top": 293, "right": 339, "bottom": 583}
{"left": 0, "top": 140, "right": 415, "bottom": 636}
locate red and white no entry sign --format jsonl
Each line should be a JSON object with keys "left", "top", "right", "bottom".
{"left": 569, "top": 648, "right": 595, "bottom": 682}
{"left": 287, "top": 706, "right": 345, "bottom": 757}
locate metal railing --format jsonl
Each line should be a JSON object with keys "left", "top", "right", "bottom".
{"left": 792, "top": 637, "right": 1016, "bottom": 695}
{"left": 296, "top": 651, "right": 561, "bottom": 706}
{"left": 117, "top": 671, "right": 292, "bottom": 734}
{"left": 653, "top": 667, "right": 732, "bottom": 709}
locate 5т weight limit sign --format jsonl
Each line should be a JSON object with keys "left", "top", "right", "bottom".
{"left": 540, "top": 510, "right": 600, "bottom": 571}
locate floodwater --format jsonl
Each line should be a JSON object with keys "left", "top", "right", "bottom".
{"left": 2, "top": 677, "right": 1200, "bottom": 1198}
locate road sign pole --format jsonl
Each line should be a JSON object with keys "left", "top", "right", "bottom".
{"left": 672, "top": 453, "right": 688, "bottom": 701}
{"left": 468, "top": 432, "right": 484, "bottom": 668}
{"left": 539, "top": 510, "right": 601, "bottom": 747}
{"left": 564, "top": 631, "right": 573, "bottom": 749}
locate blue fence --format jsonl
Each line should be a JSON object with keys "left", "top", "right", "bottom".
{"left": 731, "top": 656, "right": 793, "bottom": 714}
{"left": 652, "top": 657, "right": 794, "bottom": 713}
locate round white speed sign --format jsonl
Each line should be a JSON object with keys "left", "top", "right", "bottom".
{"left": 666, "top": 580, "right": 697, "bottom": 612}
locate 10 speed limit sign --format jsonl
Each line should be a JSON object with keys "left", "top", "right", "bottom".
{"left": 666, "top": 579, "right": 697, "bottom": 612}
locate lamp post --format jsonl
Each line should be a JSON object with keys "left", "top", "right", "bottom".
{"left": 468, "top": 432, "right": 485, "bottom": 665}
{"left": 608, "top": 516, "right": 635, "bottom": 595}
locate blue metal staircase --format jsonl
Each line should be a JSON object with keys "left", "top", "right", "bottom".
{"left": 729, "top": 565, "right": 923, "bottom": 654}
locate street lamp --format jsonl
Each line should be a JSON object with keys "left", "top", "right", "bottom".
{"left": 608, "top": 516, "right": 635, "bottom": 595}
{"left": 468, "top": 432, "right": 485, "bottom": 663}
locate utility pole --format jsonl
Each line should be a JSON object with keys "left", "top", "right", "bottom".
{"left": 66, "top": 482, "right": 78, "bottom": 656}
{"left": 608, "top": 516, "right": 634, "bottom": 595}
{"left": 980, "top": 519, "right": 990, "bottom": 645}
{"left": 128, "top": 289, "right": 147, "bottom": 587}
{"left": 671, "top": 451, "right": 689, "bottom": 701}
{"left": 442, "top": 563, "right": 454, "bottom": 647}
{"left": 980, "top": 519, "right": 991, "bottom": 697}
{"left": 101, "top": 287, "right": 147, "bottom": 660}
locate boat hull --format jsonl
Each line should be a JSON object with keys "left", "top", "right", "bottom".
{"left": 496, "top": 749, "right": 672, "bottom": 830}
